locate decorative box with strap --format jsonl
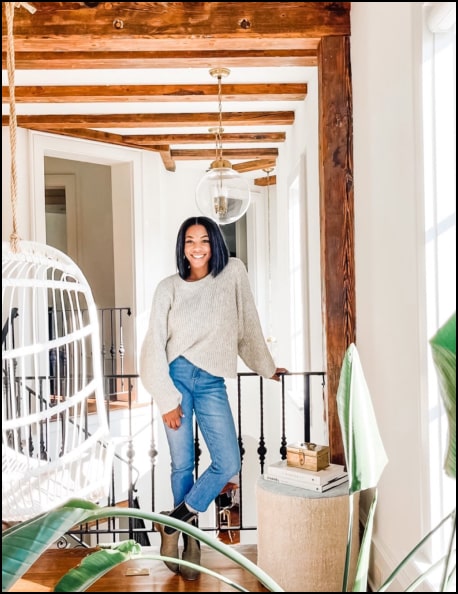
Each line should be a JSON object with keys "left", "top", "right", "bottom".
{"left": 286, "top": 442, "right": 330, "bottom": 472}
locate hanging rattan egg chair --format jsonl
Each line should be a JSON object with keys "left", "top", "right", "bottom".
{"left": 2, "top": 240, "right": 115, "bottom": 523}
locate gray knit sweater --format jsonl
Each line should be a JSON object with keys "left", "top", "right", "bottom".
{"left": 140, "top": 257, "right": 277, "bottom": 414}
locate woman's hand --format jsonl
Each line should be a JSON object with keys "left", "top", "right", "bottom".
{"left": 162, "top": 405, "right": 184, "bottom": 430}
{"left": 270, "top": 367, "right": 288, "bottom": 381}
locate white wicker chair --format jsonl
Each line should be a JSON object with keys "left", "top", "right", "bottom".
{"left": 2, "top": 240, "right": 114, "bottom": 523}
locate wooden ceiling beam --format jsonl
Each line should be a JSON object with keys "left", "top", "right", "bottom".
{"left": 171, "top": 148, "right": 279, "bottom": 160}
{"left": 27, "top": 127, "right": 278, "bottom": 166}
{"left": 2, "top": 111, "right": 295, "bottom": 129}
{"left": 2, "top": 3, "right": 350, "bottom": 52}
{"left": 1, "top": 50, "right": 318, "bottom": 70}
{"left": 155, "top": 149, "right": 176, "bottom": 173}
{"left": 233, "top": 159, "right": 277, "bottom": 173}
{"left": 33, "top": 127, "right": 143, "bottom": 147}
{"left": 32, "top": 127, "right": 177, "bottom": 172}
{"left": 123, "top": 132, "right": 286, "bottom": 146}
{"left": 254, "top": 174, "right": 277, "bottom": 186}
{"left": 2, "top": 83, "right": 307, "bottom": 104}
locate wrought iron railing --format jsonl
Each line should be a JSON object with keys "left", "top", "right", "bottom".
{"left": 3, "top": 306, "right": 326, "bottom": 546}
{"left": 63, "top": 369, "right": 326, "bottom": 548}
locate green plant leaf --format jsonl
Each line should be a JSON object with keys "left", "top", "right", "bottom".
{"left": 54, "top": 538, "right": 254, "bottom": 593}
{"left": 336, "top": 343, "right": 388, "bottom": 494}
{"left": 352, "top": 489, "right": 378, "bottom": 592}
{"left": 336, "top": 343, "right": 388, "bottom": 592}
{"left": 2, "top": 501, "right": 285, "bottom": 592}
{"left": 429, "top": 312, "right": 456, "bottom": 479}
{"left": 2, "top": 499, "right": 100, "bottom": 592}
{"left": 376, "top": 509, "right": 456, "bottom": 592}
{"left": 54, "top": 541, "right": 142, "bottom": 592}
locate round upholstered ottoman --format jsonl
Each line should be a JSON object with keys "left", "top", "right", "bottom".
{"left": 256, "top": 477, "right": 360, "bottom": 592}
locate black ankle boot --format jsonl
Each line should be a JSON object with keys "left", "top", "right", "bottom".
{"left": 164, "top": 501, "right": 196, "bottom": 535}
{"left": 181, "top": 530, "right": 201, "bottom": 581}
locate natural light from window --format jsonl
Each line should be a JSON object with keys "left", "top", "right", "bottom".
{"left": 422, "top": 1, "right": 456, "bottom": 556}
{"left": 288, "top": 174, "right": 306, "bottom": 410}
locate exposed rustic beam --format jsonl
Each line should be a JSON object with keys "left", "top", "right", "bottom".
{"left": 254, "top": 174, "right": 277, "bottom": 186}
{"left": 123, "top": 132, "right": 286, "bottom": 146}
{"left": 155, "top": 148, "right": 176, "bottom": 173}
{"left": 34, "top": 127, "right": 178, "bottom": 171}
{"left": 2, "top": 83, "right": 307, "bottom": 104}
{"left": 1, "top": 49, "right": 318, "bottom": 70}
{"left": 171, "top": 148, "right": 279, "bottom": 160}
{"left": 233, "top": 159, "right": 277, "bottom": 173}
{"left": 2, "top": 3, "right": 350, "bottom": 52}
{"left": 32, "top": 127, "right": 156, "bottom": 149}
{"left": 29, "top": 127, "right": 278, "bottom": 167}
{"left": 2, "top": 111, "right": 295, "bottom": 129}
{"left": 318, "top": 35, "right": 355, "bottom": 467}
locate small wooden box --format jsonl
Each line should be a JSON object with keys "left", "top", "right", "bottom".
{"left": 286, "top": 442, "right": 330, "bottom": 472}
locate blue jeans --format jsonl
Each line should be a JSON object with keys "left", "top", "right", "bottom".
{"left": 165, "top": 356, "right": 241, "bottom": 513}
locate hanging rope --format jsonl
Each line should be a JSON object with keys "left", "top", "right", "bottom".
{"left": 5, "top": 2, "right": 36, "bottom": 252}
{"left": 6, "top": 2, "right": 19, "bottom": 252}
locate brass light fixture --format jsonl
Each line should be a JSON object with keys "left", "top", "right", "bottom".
{"left": 195, "top": 68, "right": 252, "bottom": 225}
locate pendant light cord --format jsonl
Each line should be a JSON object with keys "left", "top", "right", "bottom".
{"left": 215, "top": 73, "right": 224, "bottom": 162}
{"left": 267, "top": 169, "right": 272, "bottom": 336}
{"left": 209, "top": 67, "right": 229, "bottom": 166}
{"left": 264, "top": 167, "right": 275, "bottom": 346}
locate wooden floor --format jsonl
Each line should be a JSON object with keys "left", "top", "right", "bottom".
{"left": 10, "top": 542, "right": 270, "bottom": 592}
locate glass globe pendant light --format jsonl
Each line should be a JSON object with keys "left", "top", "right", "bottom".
{"left": 195, "top": 68, "right": 251, "bottom": 225}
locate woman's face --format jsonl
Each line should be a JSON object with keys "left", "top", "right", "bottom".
{"left": 184, "top": 224, "right": 212, "bottom": 276}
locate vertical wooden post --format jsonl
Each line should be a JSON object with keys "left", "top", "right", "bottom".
{"left": 318, "top": 35, "right": 356, "bottom": 465}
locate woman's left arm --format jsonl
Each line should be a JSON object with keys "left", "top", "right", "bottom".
{"left": 234, "top": 259, "right": 287, "bottom": 378}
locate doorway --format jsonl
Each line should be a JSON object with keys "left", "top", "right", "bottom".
{"left": 45, "top": 173, "right": 77, "bottom": 261}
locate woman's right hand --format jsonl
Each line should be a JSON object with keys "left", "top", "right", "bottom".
{"left": 162, "top": 405, "right": 184, "bottom": 430}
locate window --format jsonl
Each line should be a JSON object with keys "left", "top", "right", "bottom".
{"left": 422, "top": 1, "right": 456, "bottom": 553}
{"left": 288, "top": 174, "right": 306, "bottom": 380}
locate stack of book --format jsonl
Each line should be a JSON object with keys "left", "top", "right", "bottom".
{"left": 264, "top": 460, "right": 348, "bottom": 493}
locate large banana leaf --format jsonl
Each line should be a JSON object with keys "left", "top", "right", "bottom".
{"left": 336, "top": 343, "right": 389, "bottom": 592}
{"left": 53, "top": 538, "right": 256, "bottom": 592}
{"left": 2, "top": 499, "right": 100, "bottom": 591}
{"left": 336, "top": 343, "right": 388, "bottom": 494}
{"left": 2, "top": 498, "right": 285, "bottom": 592}
{"left": 429, "top": 312, "right": 456, "bottom": 479}
{"left": 338, "top": 313, "right": 456, "bottom": 593}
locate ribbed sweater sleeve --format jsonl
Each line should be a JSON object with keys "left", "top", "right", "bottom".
{"left": 140, "top": 258, "right": 277, "bottom": 414}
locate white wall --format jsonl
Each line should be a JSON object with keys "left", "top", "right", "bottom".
{"left": 351, "top": 3, "right": 435, "bottom": 590}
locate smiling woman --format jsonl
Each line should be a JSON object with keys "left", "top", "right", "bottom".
{"left": 139, "top": 214, "right": 288, "bottom": 580}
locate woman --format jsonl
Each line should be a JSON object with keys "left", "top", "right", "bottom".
{"left": 140, "top": 216, "right": 287, "bottom": 580}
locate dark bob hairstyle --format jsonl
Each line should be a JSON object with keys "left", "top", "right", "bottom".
{"left": 176, "top": 216, "right": 230, "bottom": 280}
